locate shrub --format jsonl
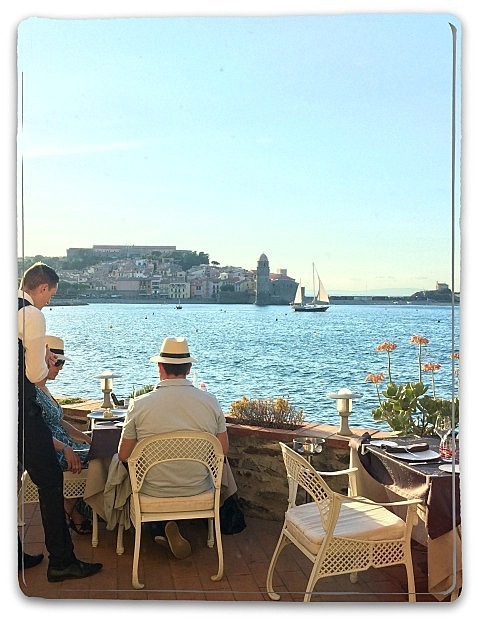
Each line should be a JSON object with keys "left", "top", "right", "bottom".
{"left": 57, "top": 397, "right": 85, "bottom": 405}
{"left": 229, "top": 396, "right": 305, "bottom": 430}
{"left": 129, "top": 384, "right": 154, "bottom": 398}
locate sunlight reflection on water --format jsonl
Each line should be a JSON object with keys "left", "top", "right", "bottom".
{"left": 44, "top": 302, "right": 459, "bottom": 431}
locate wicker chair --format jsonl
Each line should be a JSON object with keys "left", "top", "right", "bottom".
{"left": 18, "top": 468, "right": 89, "bottom": 523}
{"left": 266, "top": 443, "right": 421, "bottom": 602}
{"left": 124, "top": 430, "right": 224, "bottom": 589}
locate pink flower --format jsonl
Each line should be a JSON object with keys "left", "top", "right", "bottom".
{"left": 365, "top": 372, "right": 385, "bottom": 383}
{"left": 410, "top": 335, "right": 429, "bottom": 345}
{"left": 376, "top": 341, "right": 397, "bottom": 352}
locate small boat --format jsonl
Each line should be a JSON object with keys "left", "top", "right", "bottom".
{"left": 291, "top": 263, "right": 330, "bottom": 312}
{"left": 175, "top": 299, "right": 182, "bottom": 310}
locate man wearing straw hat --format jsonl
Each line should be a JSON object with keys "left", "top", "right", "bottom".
{"left": 118, "top": 336, "right": 230, "bottom": 559}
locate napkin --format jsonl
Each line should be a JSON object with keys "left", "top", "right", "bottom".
{"left": 380, "top": 442, "right": 429, "bottom": 454}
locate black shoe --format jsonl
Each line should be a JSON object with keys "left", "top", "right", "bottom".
{"left": 19, "top": 552, "right": 44, "bottom": 570}
{"left": 47, "top": 559, "right": 103, "bottom": 583}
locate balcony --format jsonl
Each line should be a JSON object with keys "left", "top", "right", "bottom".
{"left": 19, "top": 501, "right": 437, "bottom": 602}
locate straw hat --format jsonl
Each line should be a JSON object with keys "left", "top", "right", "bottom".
{"left": 45, "top": 335, "right": 71, "bottom": 361}
{"left": 150, "top": 337, "right": 197, "bottom": 364}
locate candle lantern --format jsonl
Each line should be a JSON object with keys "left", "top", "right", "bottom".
{"left": 326, "top": 388, "right": 363, "bottom": 436}
{"left": 94, "top": 370, "right": 120, "bottom": 409}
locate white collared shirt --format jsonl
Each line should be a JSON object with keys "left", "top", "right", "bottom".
{"left": 17, "top": 290, "right": 48, "bottom": 384}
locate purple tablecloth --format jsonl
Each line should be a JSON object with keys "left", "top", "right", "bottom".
{"left": 88, "top": 425, "right": 122, "bottom": 460}
{"left": 356, "top": 436, "right": 460, "bottom": 539}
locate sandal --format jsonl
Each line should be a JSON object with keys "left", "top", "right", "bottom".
{"left": 68, "top": 518, "right": 93, "bottom": 535}
{"left": 65, "top": 507, "right": 93, "bottom": 535}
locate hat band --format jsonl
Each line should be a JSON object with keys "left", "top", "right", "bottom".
{"left": 51, "top": 349, "right": 65, "bottom": 355}
{"left": 160, "top": 351, "right": 191, "bottom": 359}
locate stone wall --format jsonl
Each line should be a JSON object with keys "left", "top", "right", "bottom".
{"left": 226, "top": 425, "right": 355, "bottom": 522}
{"left": 62, "top": 401, "right": 388, "bottom": 523}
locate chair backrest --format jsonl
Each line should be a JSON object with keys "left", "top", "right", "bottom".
{"left": 128, "top": 430, "right": 224, "bottom": 495}
{"left": 280, "top": 442, "right": 336, "bottom": 532}
{"left": 19, "top": 469, "right": 89, "bottom": 504}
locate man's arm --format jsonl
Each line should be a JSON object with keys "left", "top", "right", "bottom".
{"left": 19, "top": 306, "right": 48, "bottom": 383}
{"left": 216, "top": 430, "right": 229, "bottom": 455}
{"left": 118, "top": 437, "right": 137, "bottom": 462}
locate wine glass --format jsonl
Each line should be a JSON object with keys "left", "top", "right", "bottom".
{"left": 435, "top": 417, "right": 452, "bottom": 440}
{"left": 435, "top": 417, "right": 452, "bottom": 460}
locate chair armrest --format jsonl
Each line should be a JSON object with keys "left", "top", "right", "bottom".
{"left": 339, "top": 494, "right": 422, "bottom": 507}
{"left": 318, "top": 467, "right": 358, "bottom": 477}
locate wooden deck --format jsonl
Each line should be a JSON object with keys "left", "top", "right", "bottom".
{"left": 18, "top": 502, "right": 442, "bottom": 603}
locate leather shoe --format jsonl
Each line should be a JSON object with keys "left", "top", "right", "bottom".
{"left": 47, "top": 559, "right": 102, "bottom": 583}
{"left": 19, "top": 552, "right": 44, "bottom": 570}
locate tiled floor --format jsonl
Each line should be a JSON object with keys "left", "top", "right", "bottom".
{"left": 18, "top": 503, "right": 444, "bottom": 603}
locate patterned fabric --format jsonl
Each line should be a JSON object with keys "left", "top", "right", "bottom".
{"left": 36, "top": 387, "right": 90, "bottom": 470}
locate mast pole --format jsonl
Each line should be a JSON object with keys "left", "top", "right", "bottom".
{"left": 312, "top": 263, "right": 316, "bottom": 304}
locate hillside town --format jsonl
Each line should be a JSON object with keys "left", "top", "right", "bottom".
{"left": 21, "top": 245, "right": 298, "bottom": 305}
{"left": 19, "top": 244, "right": 459, "bottom": 306}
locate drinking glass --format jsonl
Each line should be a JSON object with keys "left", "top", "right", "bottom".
{"left": 439, "top": 434, "right": 458, "bottom": 462}
{"left": 435, "top": 417, "right": 452, "bottom": 440}
{"left": 435, "top": 417, "right": 453, "bottom": 460}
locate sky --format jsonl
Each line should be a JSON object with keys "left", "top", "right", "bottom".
{"left": 13, "top": 7, "right": 463, "bottom": 296}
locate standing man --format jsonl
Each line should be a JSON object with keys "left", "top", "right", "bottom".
{"left": 118, "top": 336, "right": 229, "bottom": 559}
{"left": 18, "top": 261, "right": 102, "bottom": 582}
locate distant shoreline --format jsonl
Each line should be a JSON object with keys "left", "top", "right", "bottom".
{"left": 49, "top": 297, "right": 458, "bottom": 307}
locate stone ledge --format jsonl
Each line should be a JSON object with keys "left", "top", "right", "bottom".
{"left": 225, "top": 420, "right": 392, "bottom": 449}
{"left": 59, "top": 398, "right": 394, "bottom": 522}
{"left": 60, "top": 399, "right": 393, "bottom": 447}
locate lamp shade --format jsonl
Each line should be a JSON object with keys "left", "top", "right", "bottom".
{"left": 94, "top": 370, "right": 120, "bottom": 390}
{"left": 327, "top": 388, "right": 362, "bottom": 411}
{"left": 327, "top": 387, "right": 362, "bottom": 401}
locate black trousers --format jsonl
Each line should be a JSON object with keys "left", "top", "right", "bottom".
{"left": 18, "top": 397, "right": 76, "bottom": 569}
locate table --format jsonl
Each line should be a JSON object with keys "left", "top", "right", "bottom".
{"left": 349, "top": 436, "right": 461, "bottom": 600}
{"left": 83, "top": 423, "right": 131, "bottom": 553}
{"left": 86, "top": 408, "right": 127, "bottom": 431}
{"left": 87, "top": 422, "right": 122, "bottom": 460}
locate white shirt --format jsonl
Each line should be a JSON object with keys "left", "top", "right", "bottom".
{"left": 17, "top": 290, "right": 48, "bottom": 384}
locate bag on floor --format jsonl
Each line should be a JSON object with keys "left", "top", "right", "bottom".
{"left": 219, "top": 494, "right": 246, "bottom": 534}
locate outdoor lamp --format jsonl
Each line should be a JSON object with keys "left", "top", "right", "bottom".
{"left": 95, "top": 369, "right": 120, "bottom": 409}
{"left": 327, "top": 388, "right": 363, "bottom": 436}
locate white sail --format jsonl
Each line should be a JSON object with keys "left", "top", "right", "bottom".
{"left": 292, "top": 264, "right": 329, "bottom": 312}
{"left": 316, "top": 276, "right": 329, "bottom": 304}
{"left": 292, "top": 280, "right": 303, "bottom": 305}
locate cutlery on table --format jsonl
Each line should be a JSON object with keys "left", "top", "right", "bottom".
{"left": 409, "top": 461, "right": 438, "bottom": 466}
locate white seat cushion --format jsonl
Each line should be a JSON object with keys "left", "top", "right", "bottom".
{"left": 138, "top": 488, "right": 214, "bottom": 513}
{"left": 286, "top": 500, "right": 406, "bottom": 555}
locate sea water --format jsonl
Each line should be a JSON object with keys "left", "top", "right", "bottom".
{"left": 44, "top": 302, "right": 459, "bottom": 431}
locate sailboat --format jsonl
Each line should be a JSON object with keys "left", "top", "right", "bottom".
{"left": 291, "top": 263, "right": 330, "bottom": 312}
